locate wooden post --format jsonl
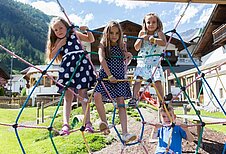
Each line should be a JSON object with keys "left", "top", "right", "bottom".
{"left": 183, "top": 104, "right": 188, "bottom": 124}
{"left": 36, "top": 102, "right": 40, "bottom": 124}
{"left": 195, "top": 110, "right": 202, "bottom": 147}
{"left": 53, "top": 95, "right": 55, "bottom": 103}
{"left": 165, "top": 69, "right": 171, "bottom": 95}
{"left": 41, "top": 102, "right": 44, "bottom": 123}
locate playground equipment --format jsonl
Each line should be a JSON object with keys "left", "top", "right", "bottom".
{"left": 0, "top": 0, "right": 226, "bottom": 154}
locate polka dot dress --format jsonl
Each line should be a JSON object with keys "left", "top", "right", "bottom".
{"left": 94, "top": 46, "right": 131, "bottom": 102}
{"left": 57, "top": 34, "right": 96, "bottom": 92}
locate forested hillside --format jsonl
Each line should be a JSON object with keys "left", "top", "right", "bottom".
{"left": 0, "top": 0, "right": 50, "bottom": 72}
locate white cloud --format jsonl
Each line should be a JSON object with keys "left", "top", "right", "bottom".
{"left": 110, "top": 0, "right": 151, "bottom": 9}
{"left": 28, "top": 1, "right": 94, "bottom": 26}
{"left": 31, "top": 1, "right": 62, "bottom": 16}
{"left": 15, "top": 0, "right": 30, "bottom": 4}
{"left": 196, "top": 6, "right": 214, "bottom": 27}
{"left": 78, "top": 0, "right": 153, "bottom": 9}
{"left": 173, "top": 3, "right": 206, "bottom": 27}
{"left": 69, "top": 13, "right": 94, "bottom": 27}
{"left": 79, "top": 0, "right": 102, "bottom": 3}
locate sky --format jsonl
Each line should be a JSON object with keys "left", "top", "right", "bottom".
{"left": 15, "top": 0, "right": 215, "bottom": 33}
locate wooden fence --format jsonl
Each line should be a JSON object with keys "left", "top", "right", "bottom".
{"left": 0, "top": 96, "right": 32, "bottom": 108}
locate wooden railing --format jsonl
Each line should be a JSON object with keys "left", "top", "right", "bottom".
{"left": 36, "top": 96, "right": 60, "bottom": 124}
{"left": 0, "top": 96, "right": 32, "bottom": 108}
{"left": 212, "top": 24, "right": 226, "bottom": 45}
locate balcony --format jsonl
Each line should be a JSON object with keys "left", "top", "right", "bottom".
{"left": 176, "top": 57, "right": 201, "bottom": 66}
{"left": 212, "top": 24, "right": 226, "bottom": 46}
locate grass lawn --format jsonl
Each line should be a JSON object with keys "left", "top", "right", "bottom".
{"left": 0, "top": 102, "right": 225, "bottom": 154}
{"left": 0, "top": 105, "right": 114, "bottom": 154}
{"left": 174, "top": 108, "right": 226, "bottom": 134}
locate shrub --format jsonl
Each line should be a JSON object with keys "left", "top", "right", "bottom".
{"left": 0, "top": 87, "right": 4, "bottom": 96}
{"left": 21, "top": 87, "right": 26, "bottom": 96}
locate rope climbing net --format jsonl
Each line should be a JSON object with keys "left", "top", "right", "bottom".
{"left": 0, "top": 1, "right": 225, "bottom": 154}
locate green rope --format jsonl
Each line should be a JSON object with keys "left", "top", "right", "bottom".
{"left": 196, "top": 126, "right": 204, "bottom": 154}
{"left": 48, "top": 54, "right": 85, "bottom": 153}
{"left": 165, "top": 57, "right": 204, "bottom": 153}
{"left": 197, "top": 83, "right": 203, "bottom": 101}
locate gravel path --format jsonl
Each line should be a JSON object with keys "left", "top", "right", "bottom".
{"left": 94, "top": 108, "right": 226, "bottom": 154}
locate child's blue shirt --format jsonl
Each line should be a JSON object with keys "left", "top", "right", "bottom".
{"left": 155, "top": 125, "right": 187, "bottom": 154}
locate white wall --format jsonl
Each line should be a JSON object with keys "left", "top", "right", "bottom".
{"left": 201, "top": 46, "right": 226, "bottom": 112}
{"left": 11, "top": 79, "right": 26, "bottom": 93}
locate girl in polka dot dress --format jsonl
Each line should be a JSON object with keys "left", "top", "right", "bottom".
{"left": 131, "top": 13, "right": 166, "bottom": 106}
{"left": 46, "top": 17, "right": 96, "bottom": 135}
{"left": 94, "top": 21, "right": 136, "bottom": 143}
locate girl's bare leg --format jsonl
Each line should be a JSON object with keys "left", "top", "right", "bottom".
{"left": 94, "top": 92, "right": 107, "bottom": 123}
{"left": 63, "top": 89, "right": 74, "bottom": 126}
{"left": 116, "top": 97, "right": 127, "bottom": 134}
{"left": 78, "top": 88, "right": 90, "bottom": 124}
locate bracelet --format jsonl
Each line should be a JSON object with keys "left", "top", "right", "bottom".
{"left": 153, "top": 38, "right": 156, "bottom": 44}
{"left": 150, "top": 37, "right": 156, "bottom": 44}
{"left": 108, "top": 75, "right": 113, "bottom": 80}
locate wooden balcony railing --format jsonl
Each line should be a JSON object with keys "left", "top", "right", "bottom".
{"left": 212, "top": 24, "right": 226, "bottom": 45}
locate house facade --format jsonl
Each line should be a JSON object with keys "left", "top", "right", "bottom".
{"left": 0, "top": 67, "right": 9, "bottom": 87}
{"left": 166, "top": 4, "right": 226, "bottom": 112}
{"left": 22, "top": 65, "right": 60, "bottom": 106}
{"left": 7, "top": 75, "right": 26, "bottom": 94}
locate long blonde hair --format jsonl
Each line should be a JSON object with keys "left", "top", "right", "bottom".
{"left": 45, "top": 17, "right": 71, "bottom": 63}
{"left": 100, "top": 21, "right": 124, "bottom": 58}
{"left": 142, "top": 13, "right": 163, "bottom": 33}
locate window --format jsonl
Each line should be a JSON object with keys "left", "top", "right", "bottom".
{"left": 39, "top": 78, "right": 44, "bottom": 85}
{"left": 223, "top": 45, "right": 226, "bottom": 53}
{"left": 52, "top": 77, "right": 57, "bottom": 85}
{"left": 219, "top": 88, "right": 223, "bottom": 98}
{"left": 182, "top": 54, "right": 187, "bottom": 58}
{"left": 30, "top": 78, "right": 37, "bottom": 87}
{"left": 44, "top": 77, "right": 51, "bottom": 87}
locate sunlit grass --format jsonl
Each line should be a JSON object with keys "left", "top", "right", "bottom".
{"left": 0, "top": 106, "right": 114, "bottom": 154}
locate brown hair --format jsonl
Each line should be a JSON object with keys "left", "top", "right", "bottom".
{"left": 159, "top": 105, "right": 174, "bottom": 113}
{"left": 100, "top": 21, "right": 124, "bottom": 58}
{"left": 142, "top": 13, "right": 163, "bottom": 33}
{"left": 45, "top": 17, "right": 72, "bottom": 63}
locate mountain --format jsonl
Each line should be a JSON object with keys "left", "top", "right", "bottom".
{"left": 179, "top": 28, "right": 203, "bottom": 42}
{"left": 0, "top": 0, "right": 50, "bottom": 73}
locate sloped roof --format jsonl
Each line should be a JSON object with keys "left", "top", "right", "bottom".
{"left": 138, "top": 0, "right": 226, "bottom": 4}
{"left": 11, "top": 75, "right": 25, "bottom": 82}
{"left": 20, "top": 65, "right": 60, "bottom": 75}
{"left": 93, "top": 20, "right": 190, "bottom": 51}
{"left": 192, "top": 4, "right": 226, "bottom": 58}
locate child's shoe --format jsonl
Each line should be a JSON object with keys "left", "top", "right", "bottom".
{"left": 85, "top": 122, "right": 94, "bottom": 133}
{"left": 99, "top": 121, "right": 110, "bottom": 135}
{"left": 122, "top": 133, "right": 137, "bottom": 143}
{"left": 59, "top": 124, "right": 70, "bottom": 136}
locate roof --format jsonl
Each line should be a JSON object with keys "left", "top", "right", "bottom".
{"left": 192, "top": 4, "right": 226, "bottom": 58}
{"left": 140, "top": 0, "right": 226, "bottom": 4}
{"left": 93, "top": 20, "right": 190, "bottom": 51}
{"left": 21, "top": 64, "right": 60, "bottom": 75}
{"left": 0, "top": 62, "right": 10, "bottom": 79}
{"left": 11, "top": 75, "right": 25, "bottom": 82}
